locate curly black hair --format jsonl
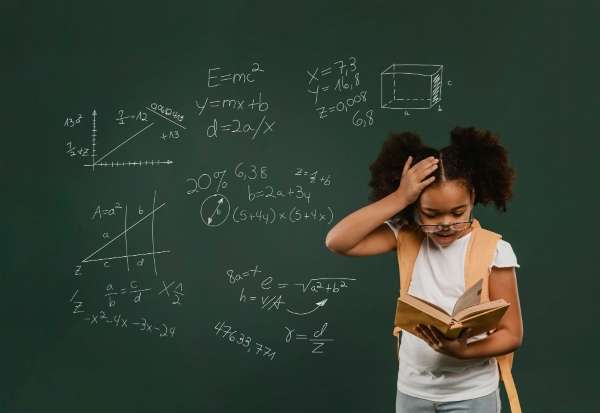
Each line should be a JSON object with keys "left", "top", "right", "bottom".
{"left": 368, "top": 126, "right": 516, "bottom": 231}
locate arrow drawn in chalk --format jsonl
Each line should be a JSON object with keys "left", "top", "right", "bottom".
{"left": 208, "top": 197, "right": 224, "bottom": 225}
{"left": 286, "top": 298, "right": 328, "bottom": 316}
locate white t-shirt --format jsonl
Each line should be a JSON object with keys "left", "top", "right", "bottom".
{"left": 385, "top": 219, "right": 520, "bottom": 402}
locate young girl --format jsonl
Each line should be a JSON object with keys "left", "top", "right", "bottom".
{"left": 325, "top": 127, "right": 523, "bottom": 413}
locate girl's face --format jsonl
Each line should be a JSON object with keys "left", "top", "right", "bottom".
{"left": 415, "top": 180, "right": 474, "bottom": 247}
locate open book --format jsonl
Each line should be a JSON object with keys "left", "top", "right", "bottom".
{"left": 394, "top": 278, "right": 510, "bottom": 340}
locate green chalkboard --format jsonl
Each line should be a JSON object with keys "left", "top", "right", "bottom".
{"left": 5, "top": 1, "right": 597, "bottom": 412}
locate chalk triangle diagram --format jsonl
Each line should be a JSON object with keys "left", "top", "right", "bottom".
{"left": 88, "top": 107, "right": 185, "bottom": 169}
{"left": 81, "top": 197, "right": 170, "bottom": 275}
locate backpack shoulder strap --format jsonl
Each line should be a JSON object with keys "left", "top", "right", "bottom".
{"left": 392, "top": 226, "right": 425, "bottom": 349}
{"left": 498, "top": 353, "right": 521, "bottom": 413}
{"left": 464, "top": 218, "right": 501, "bottom": 303}
{"left": 466, "top": 219, "right": 522, "bottom": 413}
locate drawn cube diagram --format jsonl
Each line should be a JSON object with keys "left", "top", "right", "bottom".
{"left": 380, "top": 64, "right": 443, "bottom": 110}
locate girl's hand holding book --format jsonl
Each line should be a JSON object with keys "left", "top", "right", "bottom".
{"left": 415, "top": 324, "right": 472, "bottom": 359}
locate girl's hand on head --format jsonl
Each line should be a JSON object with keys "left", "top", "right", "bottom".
{"left": 395, "top": 156, "right": 439, "bottom": 205}
{"left": 415, "top": 324, "right": 471, "bottom": 359}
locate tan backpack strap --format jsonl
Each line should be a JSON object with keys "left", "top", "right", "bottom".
{"left": 497, "top": 354, "right": 521, "bottom": 413}
{"left": 391, "top": 227, "right": 424, "bottom": 357}
{"left": 466, "top": 219, "right": 521, "bottom": 412}
{"left": 463, "top": 218, "right": 502, "bottom": 302}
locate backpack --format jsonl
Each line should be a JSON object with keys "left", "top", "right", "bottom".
{"left": 391, "top": 218, "right": 522, "bottom": 413}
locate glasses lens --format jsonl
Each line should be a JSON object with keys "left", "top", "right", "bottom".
{"left": 421, "top": 225, "right": 440, "bottom": 233}
{"left": 450, "top": 222, "right": 469, "bottom": 231}
{"left": 421, "top": 222, "right": 471, "bottom": 233}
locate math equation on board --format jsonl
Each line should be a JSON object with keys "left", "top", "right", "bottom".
{"left": 64, "top": 57, "right": 452, "bottom": 358}
{"left": 69, "top": 190, "right": 184, "bottom": 340}
{"left": 185, "top": 161, "right": 334, "bottom": 228}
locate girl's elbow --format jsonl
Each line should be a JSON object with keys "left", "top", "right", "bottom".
{"left": 510, "top": 331, "right": 524, "bottom": 352}
{"left": 515, "top": 332, "right": 524, "bottom": 349}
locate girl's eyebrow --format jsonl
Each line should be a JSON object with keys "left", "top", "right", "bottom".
{"left": 422, "top": 204, "right": 467, "bottom": 212}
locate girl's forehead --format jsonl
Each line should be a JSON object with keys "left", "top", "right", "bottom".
{"left": 419, "top": 183, "right": 473, "bottom": 210}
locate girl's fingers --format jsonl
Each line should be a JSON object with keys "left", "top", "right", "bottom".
{"left": 412, "top": 158, "right": 439, "bottom": 179}
{"left": 429, "top": 326, "right": 445, "bottom": 343}
{"left": 426, "top": 162, "right": 439, "bottom": 174}
{"left": 402, "top": 156, "right": 412, "bottom": 176}
{"left": 418, "top": 325, "right": 439, "bottom": 345}
{"left": 419, "top": 176, "right": 436, "bottom": 187}
{"left": 423, "top": 326, "right": 439, "bottom": 344}
{"left": 418, "top": 159, "right": 439, "bottom": 177}
{"left": 415, "top": 327, "right": 432, "bottom": 346}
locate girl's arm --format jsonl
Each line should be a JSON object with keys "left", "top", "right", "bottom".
{"left": 325, "top": 155, "right": 439, "bottom": 256}
{"left": 417, "top": 265, "right": 524, "bottom": 359}
{"left": 461, "top": 265, "right": 524, "bottom": 359}
{"left": 324, "top": 191, "right": 407, "bottom": 256}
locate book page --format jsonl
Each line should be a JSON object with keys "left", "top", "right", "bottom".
{"left": 454, "top": 299, "right": 509, "bottom": 322}
{"left": 451, "top": 278, "right": 483, "bottom": 316}
{"left": 410, "top": 294, "right": 451, "bottom": 316}
{"left": 455, "top": 305, "right": 510, "bottom": 337}
{"left": 394, "top": 297, "right": 456, "bottom": 338}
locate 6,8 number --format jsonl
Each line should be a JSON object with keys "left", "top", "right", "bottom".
{"left": 352, "top": 109, "right": 374, "bottom": 128}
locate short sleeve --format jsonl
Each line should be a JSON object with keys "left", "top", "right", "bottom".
{"left": 490, "top": 239, "right": 520, "bottom": 269}
{"left": 384, "top": 219, "right": 401, "bottom": 240}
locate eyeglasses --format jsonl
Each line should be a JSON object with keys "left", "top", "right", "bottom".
{"left": 416, "top": 211, "right": 473, "bottom": 234}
